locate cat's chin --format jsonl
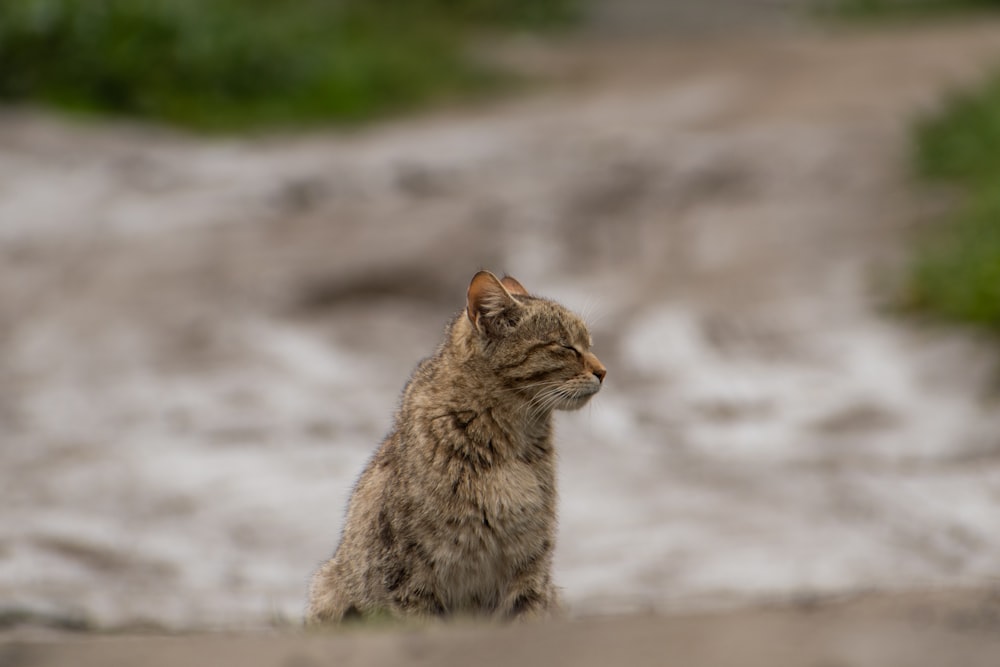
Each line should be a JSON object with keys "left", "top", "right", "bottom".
{"left": 555, "top": 391, "right": 598, "bottom": 412}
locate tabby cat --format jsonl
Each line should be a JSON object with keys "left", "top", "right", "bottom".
{"left": 306, "top": 270, "right": 605, "bottom": 624}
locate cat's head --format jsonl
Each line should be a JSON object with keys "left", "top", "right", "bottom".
{"left": 464, "top": 270, "right": 605, "bottom": 412}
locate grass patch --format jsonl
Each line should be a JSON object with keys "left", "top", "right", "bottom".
{"left": 0, "top": 0, "right": 579, "bottom": 131}
{"left": 904, "top": 73, "right": 1000, "bottom": 330}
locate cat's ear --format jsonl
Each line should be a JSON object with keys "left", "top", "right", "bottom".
{"left": 500, "top": 275, "right": 529, "bottom": 296}
{"left": 467, "top": 270, "right": 521, "bottom": 335}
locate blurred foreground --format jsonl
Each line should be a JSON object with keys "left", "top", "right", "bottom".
{"left": 2, "top": 11, "right": 1000, "bottom": 632}
{"left": 6, "top": 589, "right": 1000, "bottom": 667}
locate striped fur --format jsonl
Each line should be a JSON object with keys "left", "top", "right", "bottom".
{"left": 307, "top": 271, "right": 605, "bottom": 624}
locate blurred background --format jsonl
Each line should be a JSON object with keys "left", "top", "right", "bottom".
{"left": 1, "top": 0, "right": 1000, "bottom": 632}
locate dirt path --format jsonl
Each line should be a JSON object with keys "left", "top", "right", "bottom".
{"left": 2, "top": 19, "right": 1000, "bottom": 630}
{"left": 6, "top": 588, "right": 1000, "bottom": 667}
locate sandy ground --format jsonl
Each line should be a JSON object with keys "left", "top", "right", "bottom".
{"left": 5, "top": 588, "right": 1000, "bottom": 666}
{"left": 2, "top": 3, "right": 1000, "bottom": 640}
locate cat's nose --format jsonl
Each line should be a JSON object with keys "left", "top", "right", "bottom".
{"left": 584, "top": 352, "right": 606, "bottom": 383}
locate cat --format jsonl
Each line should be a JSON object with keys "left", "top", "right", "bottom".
{"left": 306, "top": 270, "right": 606, "bottom": 624}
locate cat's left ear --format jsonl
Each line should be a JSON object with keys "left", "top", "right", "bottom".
{"left": 500, "top": 275, "right": 529, "bottom": 296}
{"left": 467, "top": 271, "right": 522, "bottom": 336}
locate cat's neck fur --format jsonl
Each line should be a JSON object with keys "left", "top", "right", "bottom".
{"left": 401, "top": 313, "right": 553, "bottom": 461}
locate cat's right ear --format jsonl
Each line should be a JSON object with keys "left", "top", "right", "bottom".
{"left": 467, "top": 270, "right": 520, "bottom": 336}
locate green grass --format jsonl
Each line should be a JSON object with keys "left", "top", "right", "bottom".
{"left": 905, "top": 74, "right": 1000, "bottom": 330}
{"left": 816, "top": 0, "right": 1000, "bottom": 331}
{"left": 0, "top": 0, "right": 579, "bottom": 131}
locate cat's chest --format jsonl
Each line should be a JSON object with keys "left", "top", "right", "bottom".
{"left": 438, "top": 462, "right": 550, "bottom": 590}
{"left": 424, "top": 413, "right": 554, "bottom": 526}
{"left": 472, "top": 459, "right": 553, "bottom": 529}
{"left": 435, "top": 459, "right": 553, "bottom": 604}
{"left": 433, "top": 456, "right": 554, "bottom": 554}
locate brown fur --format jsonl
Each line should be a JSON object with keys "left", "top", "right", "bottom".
{"left": 306, "top": 271, "right": 606, "bottom": 624}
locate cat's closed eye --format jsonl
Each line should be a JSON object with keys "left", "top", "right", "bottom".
{"left": 552, "top": 343, "right": 581, "bottom": 358}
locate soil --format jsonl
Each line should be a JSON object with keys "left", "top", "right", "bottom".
{"left": 6, "top": 588, "right": 1000, "bottom": 667}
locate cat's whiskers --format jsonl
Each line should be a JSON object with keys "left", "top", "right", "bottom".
{"left": 520, "top": 389, "right": 549, "bottom": 418}
{"left": 521, "top": 388, "right": 554, "bottom": 422}
{"left": 542, "top": 388, "right": 572, "bottom": 416}
{"left": 498, "top": 379, "right": 565, "bottom": 394}
{"left": 578, "top": 298, "right": 608, "bottom": 330}
{"left": 526, "top": 386, "right": 569, "bottom": 422}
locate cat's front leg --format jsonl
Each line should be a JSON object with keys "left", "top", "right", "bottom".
{"left": 500, "top": 574, "right": 562, "bottom": 621}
